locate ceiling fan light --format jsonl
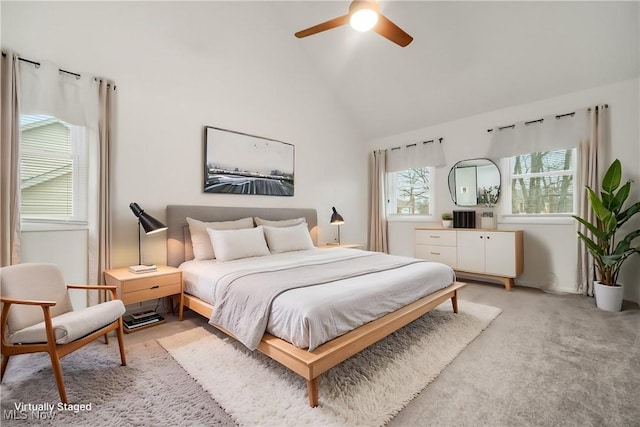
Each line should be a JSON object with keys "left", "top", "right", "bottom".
{"left": 350, "top": 8, "right": 378, "bottom": 32}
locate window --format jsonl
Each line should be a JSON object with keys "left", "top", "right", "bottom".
{"left": 386, "top": 167, "right": 434, "bottom": 216}
{"left": 508, "top": 148, "right": 577, "bottom": 215}
{"left": 19, "top": 115, "right": 88, "bottom": 223}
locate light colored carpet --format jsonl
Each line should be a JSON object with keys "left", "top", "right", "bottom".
{"left": 0, "top": 339, "right": 233, "bottom": 426}
{"left": 4, "top": 283, "right": 638, "bottom": 426}
{"left": 157, "top": 300, "right": 501, "bottom": 427}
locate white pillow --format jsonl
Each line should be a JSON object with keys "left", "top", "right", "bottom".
{"left": 263, "top": 223, "right": 315, "bottom": 254}
{"left": 206, "top": 226, "right": 270, "bottom": 261}
{"left": 254, "top": 217, "right": 306, "bottom": 228}
{"left": 187, "top": 217, "right": 254, "bottom": 260}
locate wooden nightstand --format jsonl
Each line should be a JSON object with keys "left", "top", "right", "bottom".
{"left": 103, "top": 265, "right": 183, "bottom": 323}
{"left": 318, "top": 244, "right": 365, "bottom": 250}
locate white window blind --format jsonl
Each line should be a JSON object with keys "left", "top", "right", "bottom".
{"left": 20, "top": 114, "right": 88, "bottom": 223}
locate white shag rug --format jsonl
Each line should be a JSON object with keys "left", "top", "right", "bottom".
{"left": 158, "top": 300, "right": 501, "bottom": 427}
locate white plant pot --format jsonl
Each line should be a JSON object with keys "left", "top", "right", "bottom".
{"left": 480, "top": 216, "right": 496, "bottom": 229}
{"left": 442, "top": 220, "right": 453, "bottom": 229}
{"left": 594, "top": 281, "right": 624, "bottom": 312}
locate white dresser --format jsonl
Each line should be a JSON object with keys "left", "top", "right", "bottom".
{"left": 415, "top": 228, "right": 523, "bottom": 290}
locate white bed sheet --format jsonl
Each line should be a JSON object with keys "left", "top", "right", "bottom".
{"left": 180, "top": 248, "right": 455, "bottom": 350}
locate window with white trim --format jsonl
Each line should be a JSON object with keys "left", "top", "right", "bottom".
{"left": 19, "top": 114, "right": 88, "bottom": 223}
{"left": 508, "top": 148, "right": 577, "bottom": 215}
{"left": 386, "top": 167, "right": 434, "bottom": 216}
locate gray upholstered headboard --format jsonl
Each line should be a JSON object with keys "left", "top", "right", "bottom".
{"left": 166, "top": 205, "right": 318, "bottom": 267}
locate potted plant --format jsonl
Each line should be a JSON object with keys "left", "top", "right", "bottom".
{"left": 573, "top": 159, "right": 640, "bottom": 312}
{"left": 441, "top": 213, "right": 453, "bottom": 228}
{"left": 478, "top": 185, "right": 499, "bottom": 229}
{"left": 480, "top": 211, "right": 495, "bottom": 229}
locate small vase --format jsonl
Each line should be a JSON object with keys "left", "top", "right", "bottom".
{"left": 480, "top": 215, "right": 495, "bottom": 229}
{"left": 594, "top": 281, "right": 624, "bottom": 312}
{"left": 442, "top": 220, "right": 453, "bottom": 229}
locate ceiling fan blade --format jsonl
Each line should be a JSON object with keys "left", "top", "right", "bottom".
{"left": 373, "top": 14, "right": 413, "bottom": 47}
{"left": 295, "top": 14, "right": 350, "bottom": 39}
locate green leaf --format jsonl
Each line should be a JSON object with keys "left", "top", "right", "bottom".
{"left": 614, "top": 229, "right": 640, "bottom": 255}
{"left": 601, "top": 254, "right": 623, "bottom": 265}
{"left": 573, "top": 216, "right": 611, "bottom": 242}
{"left": 587, "top": 187, "right": 613, "bottom": 224}
{"left": 577, "top": 231, "right": 604, "bottom": 257}
{"left": 609, "top": 181, "right": 630, "bottom": 213}
{"left": 617, "top": 201, "right": 640, "bottom": 228}
{"left": 602, "top": 159, "right": 621, "bottom": 193}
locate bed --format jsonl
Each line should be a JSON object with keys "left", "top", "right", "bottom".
{"left": 166, "top": 205, "right": 465, "bottom": 407}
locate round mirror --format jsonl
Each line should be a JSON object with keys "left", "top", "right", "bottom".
{"left": 448, "top": 158, "right": 501, "bottom": 206}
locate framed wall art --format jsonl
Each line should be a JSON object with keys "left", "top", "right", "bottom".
{"left": 203, "top": 126, "right": 294, "bottom": 196}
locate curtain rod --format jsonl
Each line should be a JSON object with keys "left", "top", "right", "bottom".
{"left": 2, "top": 51, "right": 115, "bottom": 89}
{"left": 486, "top": 105, "right": 608, "bottom": 133}
{"left": 2, "top": 52, "right": 81, "bottom": 79}
{"left": 390, "top": 137, "right": 443, "bottom": 151}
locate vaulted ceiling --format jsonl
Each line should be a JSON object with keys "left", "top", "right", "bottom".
{"left": 277, "top": 1, "right": 639, "bottom": 140}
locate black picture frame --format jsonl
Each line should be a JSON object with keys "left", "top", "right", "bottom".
{"left": 203, "top": 126, "right": 294, "bottom": 196}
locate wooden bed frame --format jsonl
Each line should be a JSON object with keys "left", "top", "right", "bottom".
{"left": 166, "top": 205, "right": 465, "bottom": 407}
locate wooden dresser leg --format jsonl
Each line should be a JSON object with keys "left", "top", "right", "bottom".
{"left": 503, "top": 277, "right": 513, "bottom": 291}
{"left": 306, "top": 378, "right": 319, "bottom": 407}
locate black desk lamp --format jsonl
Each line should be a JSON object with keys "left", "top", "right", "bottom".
{"left": 330, "top": 207, "right": 345, "bottom": 245}
{"left": 129, "top": 202, "right": 168, "bottom": 267}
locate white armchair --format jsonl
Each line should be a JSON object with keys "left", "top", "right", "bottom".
{"left": 1, "top": 263, "right": 127, "bottom": 403}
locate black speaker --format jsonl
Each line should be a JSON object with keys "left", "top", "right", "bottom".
{"left": 453, "top": 210, "right": 476, "bottom": 228}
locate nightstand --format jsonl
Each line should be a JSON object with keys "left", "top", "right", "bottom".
{"left": 103, "top": 265, "right": 183, "bottom": 326}
{"left": 318, "top": 244, "right": 365, "bottom": 250}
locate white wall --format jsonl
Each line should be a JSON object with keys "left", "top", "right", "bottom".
{"left": 2, "top": 2, "right": 369, "bottom": 271}
{"left": 369, "top": 79, "right": 640, "bottom": 303}
{"left": 3, "top": 3, "right": 638, "bottom": 303}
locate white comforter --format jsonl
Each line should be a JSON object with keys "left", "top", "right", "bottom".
{"left": 180, "top": 248, "right": 455, "bottom": 351}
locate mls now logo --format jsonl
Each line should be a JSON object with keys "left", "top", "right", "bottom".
{"left": 3, "top": 403, "right": 57, "bottom": 421}
{"left": 2, "top": 409, "right": 28, "bottom": 420}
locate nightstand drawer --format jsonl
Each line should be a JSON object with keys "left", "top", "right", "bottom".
{"left": 121, "top": 273, "right": 181, "bottom": 294}
{"left": 103, "top": 266, "right": 184, "bottom": 313}
{"left": 122, "top": 283, "right": 182, "bottom": 305}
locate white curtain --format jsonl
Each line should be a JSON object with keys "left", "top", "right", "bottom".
{"left": 576, "top": 106, "right": 608, "bottom": 296}
{"left": 368, "top": 150, "right": 388, "bottom": 253}
{"left": 17, "top": 59, "right": 114, "bottom": 303}
{"left": 20, "top": 61, "right": 98, "bottom": 124}
{"left": 387, "top": 139, "right": 447, "bottom": 172}
{"left": 487, "top": 105, "right": 606, "bottom": 296}
{"left": 0, "top": 51, "right": 22, "bottom": 266}
{"left": 487, "top": 108, "right": 590, "bottom": 158}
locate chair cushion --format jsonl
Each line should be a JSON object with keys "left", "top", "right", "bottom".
{"left": 7, "top": 300, "right": 125, "bottom": 345}
{"left": 1, "top": 263, "right": 74, "bottom": 332}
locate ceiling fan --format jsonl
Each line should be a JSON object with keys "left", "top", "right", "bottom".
{"left": 294, "top": 0, "right": 413, "bottom": 47}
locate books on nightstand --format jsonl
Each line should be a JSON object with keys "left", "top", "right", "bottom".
{"left": 128, "top": 264, "right": 157, "bottom": 274}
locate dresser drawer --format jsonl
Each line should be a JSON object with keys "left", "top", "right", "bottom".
{"left": 414, "top": 229, "right": 456, "bottom": 246}
{"left": 415, "top": 245, "right": 457, "bottom": 268}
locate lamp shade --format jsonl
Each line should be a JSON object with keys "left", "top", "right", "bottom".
{"left": 129, "top": 202, "right": 168, "bottom": 234}
{"left": 330, "top": 207, "right": 344, "bottom": 225}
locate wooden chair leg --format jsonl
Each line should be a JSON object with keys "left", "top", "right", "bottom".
{"left": 116, "top": 320, "right": 127, "bottom": 366}
{"left": 1, "top": 354, "right": 10, "bottom": 381}
{"left": 104, "top": 332, "right": 109, "bottom": 345}
{"left": 48, "top": 350, "right": 68, "bottom": 404}
{"left": 451, "top": 290, "right": 459, "bottom": 314}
